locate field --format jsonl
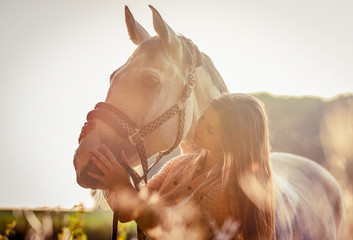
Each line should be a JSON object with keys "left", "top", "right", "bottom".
{"left": 0, "top": 207, "right": 136, "bottom": 240}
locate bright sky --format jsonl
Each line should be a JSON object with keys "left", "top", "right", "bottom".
{"left": 0, "top": 0, "right": 352, "bottom": 209}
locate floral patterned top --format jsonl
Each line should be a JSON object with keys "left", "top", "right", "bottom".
{"left": 146, "top": 153, "right": 238, "bottom": 239}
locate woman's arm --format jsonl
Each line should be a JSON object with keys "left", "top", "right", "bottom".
{"left": 87, "top": 144, "right": 163, "bottom": 233}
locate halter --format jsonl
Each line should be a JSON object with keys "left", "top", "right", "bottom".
{"left": 85, "top": 44, "right": 197, "bottom": 185}
{"left": 80, "top": 38, "right": 197, "bottom": 240}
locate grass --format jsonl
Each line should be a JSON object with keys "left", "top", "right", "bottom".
{"left": 0, "top": 205, "right": 137, "bottom": 240}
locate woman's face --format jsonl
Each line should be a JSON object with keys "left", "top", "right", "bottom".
{"left": 193, "top": 106, "right": 223, "bottom": 152}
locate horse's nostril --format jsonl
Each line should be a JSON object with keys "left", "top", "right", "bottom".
{"left": 76, "top": 159, "right": 104, "bottom": 189}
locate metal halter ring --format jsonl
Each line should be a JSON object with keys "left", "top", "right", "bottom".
{"left": 177, "top": 100, "right": 187, "bottom": 111}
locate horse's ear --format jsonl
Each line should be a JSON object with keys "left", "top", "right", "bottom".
{"left": 125, "top": 6, "right": 150, "bottom": 45}
{"left": 149, "top": 5, "right": 182, "bottom": 57}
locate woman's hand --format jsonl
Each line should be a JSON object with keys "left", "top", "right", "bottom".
{"left": 88, "top": 144, "right": 133, "bottom": 192}
{"left": 89, "top": 145, "right": 163, "bottom": 233}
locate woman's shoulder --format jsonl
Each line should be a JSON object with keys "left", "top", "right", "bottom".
{"left": 171, "top": 153, "right": 198, "bottom": 163}
{"left": 146, "top": 153, "right": 200, "bottom": 192}
{"left": 164, "top": 152, "right": 200, "bottom": 169}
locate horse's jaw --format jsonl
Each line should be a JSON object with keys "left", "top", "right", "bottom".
{"left": 74, "top": 155, "right": 101, "bottom": 189}
{"left": 73, "top": 121, "right": 141, "bottom": 189}
{"left": 74, "top": 150, "right": 141, "bottom": 189}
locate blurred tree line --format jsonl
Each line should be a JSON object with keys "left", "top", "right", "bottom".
{"left": 254, "top": 92, "right": 353, "bottom": 237}
{"left": 253, "top": 92, "right": 353, "bottom": 183}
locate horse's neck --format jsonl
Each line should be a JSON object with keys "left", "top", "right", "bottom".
{"left": 180, "top": 66, "right": 224, "bottom": 154}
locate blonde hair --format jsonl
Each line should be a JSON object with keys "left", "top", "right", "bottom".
{"left": 210, "top": 93, "right": 275, "bottom": 240}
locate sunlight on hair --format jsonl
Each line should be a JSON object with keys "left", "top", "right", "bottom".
{"left": 238, "top": 171, "right": 271, "bottom": 212}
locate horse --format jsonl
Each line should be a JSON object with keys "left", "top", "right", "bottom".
{"left": 73, "top": 6, "right": 344, "bottom": 239}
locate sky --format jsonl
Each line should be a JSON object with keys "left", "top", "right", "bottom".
{"left": 0, "top": 0, "right": 352, "bottom": 209}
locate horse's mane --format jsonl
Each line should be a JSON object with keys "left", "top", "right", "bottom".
{"left": 128, "top": 35, "right": 229, "bottom": 94}
{"left": 178, "top": 35, "right": 229, "bottom": 94}
{"left": 200, "top": 52, "right": 229, "bottom": 93}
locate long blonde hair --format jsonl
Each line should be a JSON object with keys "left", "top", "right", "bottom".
{"left": 210, "top": 93, "right": 275, "bottom": 240}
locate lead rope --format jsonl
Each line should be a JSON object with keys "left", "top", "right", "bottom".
{"left": 112, "top": 207, "right": 119, "bottom": 240}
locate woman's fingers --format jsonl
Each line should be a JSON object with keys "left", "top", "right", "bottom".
{"left": 101, "top": 144, "right": 119, "bottom": 167}
{"left": 120, "top": 151, "right": 128, "bottom": 164}
{"left": 87, "top": 171, "right": 104, "bottom": 181}
{"left": 90, "top": 155, "right": 109, "bottom": 174}
{"left": 91, "top": 149, "right": 112, "bottom": 168}
{"left": 87, "top": 172, "right": 106, "bottom": 188}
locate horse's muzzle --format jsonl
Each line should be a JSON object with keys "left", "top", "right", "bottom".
{"left": 74, "top": 155, "right": 103, "bottom": 189}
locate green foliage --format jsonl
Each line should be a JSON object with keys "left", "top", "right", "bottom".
{"left": 0, "top": 220, "right": 16, "bottom": 240}
{"left": 0, "top": 208, "right": 137, "bottom": 240}
{"left": 118, "top": 221, "right": 137, "bottom": 240}
{"left": 58, "top": 204, "right": 87, "bottom": 240}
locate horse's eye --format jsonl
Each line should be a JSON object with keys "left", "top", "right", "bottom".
{"left": 141, "top": 77, "right": 161, "bottom": 88}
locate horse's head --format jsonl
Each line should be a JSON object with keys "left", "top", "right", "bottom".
{"left": 74, "top": 6, "right": 227, "bottom": 189}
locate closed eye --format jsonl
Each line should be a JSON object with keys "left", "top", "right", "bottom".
{"left": 141, "top": 77, "right": 160, "bottom": 88}
{"left": 138, "top": 70, "right": 161, "bottom": 89}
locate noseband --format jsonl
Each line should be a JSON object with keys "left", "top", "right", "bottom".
{"left": 84, "top": 45, "right": 197, "bottom": 185}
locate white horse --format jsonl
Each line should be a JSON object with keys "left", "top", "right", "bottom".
{"left": 73, "top": 6, "right": 344, "bottom": 239}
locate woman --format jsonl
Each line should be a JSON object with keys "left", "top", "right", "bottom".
{"left": 88, "top": 93, "right": 276, "bottom": 240}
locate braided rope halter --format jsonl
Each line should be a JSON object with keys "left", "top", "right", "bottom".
{"left": 81, "top": 39, "right": 197, "bottom": 240}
